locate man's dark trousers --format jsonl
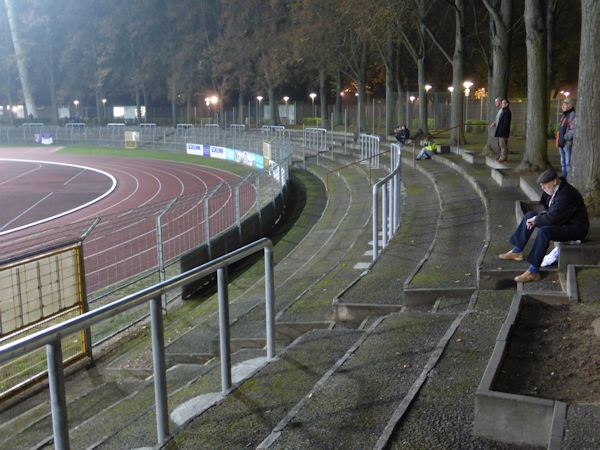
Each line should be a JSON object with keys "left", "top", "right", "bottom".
{"left": 510, "top": 211, "right": 586, "bottom": 269}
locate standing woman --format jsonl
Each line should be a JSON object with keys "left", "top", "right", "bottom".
{"left": 557, "top": 98, "right": 576, "bottom": 179}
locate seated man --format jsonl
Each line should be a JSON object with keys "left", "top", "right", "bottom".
{"left": 498, "top": 168, "right": 589, "bottom": 282}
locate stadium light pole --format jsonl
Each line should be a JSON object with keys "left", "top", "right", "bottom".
{"left": 463, "top": 81, "right": 473, "bottom": 132}
{"left": 210, "top": 95, "right": 219, "bottom": 125}
{"left": 102, "top": 98, "right": 107, "bottom": 124}
{"left": 425, "top": 84, "right": 432, "bottom": 126}
{"left": 309, "top": 92, "right": 317, "bottom": 117}
{"left": 73, "top": 100, "right": 79, "bottom": 120}
{"left": 256, "top": 96, "right": 263, "bottom": 127}
{"left": 283, "top": 96, "right": 289, "bottom": 124}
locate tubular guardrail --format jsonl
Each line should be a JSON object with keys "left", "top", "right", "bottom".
{"left": 372, "top": 143, "right": 402, "bottom": 261}
{"left": 0, "top": 237, "right": 276, "bottom": 450}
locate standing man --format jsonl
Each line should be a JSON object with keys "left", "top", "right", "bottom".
{"left": 494, "top": 99, "right": 511, "bottom": 163}
{"left": 489, "top": 97, "right": 502, "bottom": 128}
{"left": 498, "top": 168, "right": 589, "bottom": 283}
{"left": 557, "top": 98, "right": 576, "bottom": 179}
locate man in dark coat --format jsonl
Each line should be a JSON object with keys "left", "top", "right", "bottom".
{"left": 494, "top": 98, "right": 511, "bottom": 163}
{"left": 498, "top": 168, "right": 589, "bottom": 283}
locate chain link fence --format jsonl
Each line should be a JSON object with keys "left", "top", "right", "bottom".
{"left": 0, "top": 126, "right": 294, "bottom": 348}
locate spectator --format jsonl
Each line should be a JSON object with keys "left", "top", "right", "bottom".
{"left": 498, "top": 168, "right": 589, "bottom": 283}
{"left": 416, "top": 135, "right": 436, "bottom": 160}
{"left": 394, "top": 125, "right": 410, "bottom": 145}
{"left": 556, "top": 98, "right": 576, "bottom": 179}
{"left": 494, "top": 98, "right": 511, "bottom": 163}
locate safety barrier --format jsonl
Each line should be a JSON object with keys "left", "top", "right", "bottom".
{"left": 372, "top": 143, "right": 402, "bottom": 260}
{"left": 0, "top": 237, "right": 276, "bottom": 450}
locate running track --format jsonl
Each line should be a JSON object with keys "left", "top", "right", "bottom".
{"left": 0, "top": 146, "right": 256, "bottom": 293}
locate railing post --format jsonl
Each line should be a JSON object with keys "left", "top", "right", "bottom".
{"left": 382, "top": 184, "right": 388, "bottom": 248}
{"left": 372, "top": 186, "right": 379, "bottom": 261}
{"left": 150, "top": 295, "right": 169, "bottom": 443}
{"left": 217, "top": 267, "right": 232, "bottom": 393}
{"left": 46, "top": 340, "right": 70, "bottom": 450}
{"left": 204, "top": 197, "right": 211, "bottom": 259}
{"left": 264, "top": 245, "right": 275, "bottom": 360}
{"left": 235, "top": 184, "right": 241, "bottom": 231}
{"left": 388, "top": 180, "right": 393, "bottom": 238}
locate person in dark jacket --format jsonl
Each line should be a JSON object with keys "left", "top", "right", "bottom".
{"left": 494, "top": 98, "right": 511, "bottom": 163}
{"left": 557, "top": 98, "right": 576, "bottom": 179}
{"left": 394, "top": 125, "right": 410, "bottom": 144}
{"left": 498, "top": 168, "right": 589, "bottom": 283}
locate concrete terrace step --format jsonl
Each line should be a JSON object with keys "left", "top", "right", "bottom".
{"left": 2, "top": 380, "right": 139, "bottom": 449}
{"left": 434, "top": 152, "right": 530, "bottom": 290}
{"left": 60, "top": 350, "right": 259, "bottom": 449}
{"left": 274, "top": 157, "right": 382, "bottom": 324}
{"left": 260, "top": 311, "right": 458, "bottom": 449}
{"left": 386, "top": 290, "right": 517, "bottom": 449}
{"left": 402, "top": 156, "right": 485, "bottom": 304}
{"left": 333, "top": 156, "right": 440, "bottom": 321}
{"left": 162, "top": 329, "right": 364, "bottom": 449}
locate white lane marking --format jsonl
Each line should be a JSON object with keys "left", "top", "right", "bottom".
{"left": 63, "top": 168, "right": 87, "bottom": 185}
{"left": 0, "top": 162, "right": 43, "bottom": 185}
{"left": 0, "top": 192, "right": 54, "bottom": 231}
{"left": 0, "top": 159, "right": 117, "bottom": 236}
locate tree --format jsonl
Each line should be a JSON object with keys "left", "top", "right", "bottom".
{"left": 396, "top": 0, "right": 436, "bottom": 135}
{"left": 422, "top": 0, "right": 466, "bottom": 145}
{"left": 290, "top": 0, "right": 342, "bottom": 129}
{"left": 3, "top": 0, "right": 37, "bottom": 117}
{"left": 518, "top": 0, "right": 549, "bottom": 172}
{"left": 571, "top": 0, "right": 600, "bottom": 215}
{"left": 482, "top": 0, "right": 513, "bottom": 154}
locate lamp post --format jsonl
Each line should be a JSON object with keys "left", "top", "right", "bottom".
{"left": 424, "top": 84, "right": 432, "bottom": 127}
{"left": 463, "top": 81, "right": 473, "bottom": 132}
{"left": 283, "top": 96, "right": 289, "bottom": 124}
{"left": 256, "top": 95, "right": 263, "bottom": 127}
{"left": 73, "top": 100, "right": 79, "bottom": 120}
{"left": 102, "top": 98, "right": 107, "bottom": 124}
{"left": 209, "top": 95, "right": 219, "bottom": 124}
{"left": 309, "top": 92, "right": 317, "bottom": 118}
{"left": 475, "top": 88, "right": 486, "bottom": 120}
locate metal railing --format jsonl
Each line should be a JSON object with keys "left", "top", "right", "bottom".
{"left": 372, "top": 143, "right": 402, "bottom": 260}
{"left": 0, "top": 237, "right": 275, "bottom": 450}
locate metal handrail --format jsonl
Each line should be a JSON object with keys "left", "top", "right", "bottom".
{"left": 372, "top": 144, "right": 403, "bottom": 260}
{"left": 0, "top": 237, "right": 276, "bottom": 450}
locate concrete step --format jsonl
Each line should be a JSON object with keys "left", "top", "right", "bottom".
{"left": 162, "top": 329, "right": 364, "bottom": 449}
{"left": 385, "top": 290, "right": 515, "bottom": 449}
{"left": 334, "top": 157, "right": 439, "bottom": 321}
{"left": 1, "top": 380, "right": 139, "bottom": 449}
{"left": 62, "top": 350, "right": 258, "bottom": 449}
{"left": 261, "top": 311, "right": 458, "bottom": 449}
{"left": 403, "top": 156, "right": 485, "bottom": 304}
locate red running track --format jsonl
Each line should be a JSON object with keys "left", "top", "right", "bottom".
{"left": 0, "top": 146, "right": 257, "bottom": 294}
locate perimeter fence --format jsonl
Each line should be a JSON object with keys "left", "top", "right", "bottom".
{"left": 0, "top": 126, "right": 294, "bottom": 397}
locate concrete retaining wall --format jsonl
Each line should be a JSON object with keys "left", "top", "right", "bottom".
{"left": 180, "top": 184, "right": 289, "bottom": 298}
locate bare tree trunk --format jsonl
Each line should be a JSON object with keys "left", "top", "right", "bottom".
{"left": 335, "top": 72, "right": 343, "bottom": 126}
{"left": 482, "top": 0, "right": 512, "bottom": 153}
{"left": 545, "top": 0, "right": 559, "bottom": 97}
{"left": 319, "top": 68, "right": 327, "bottom": 129}
{"left": 450, "top": 0, "right": 465, "bottom": 145}
{"left": 572, "top": 0, "right": 600, "bottom": 215}
{"left": 238, "top": 81, "right": 244, "bottom": 124}
{"left": 519, "top": 0, "right": 549, "bottom": 172}
{"left": 417, "top": 53, "right": 427, "bottom": 134}
{"left": 384, "top": 39, "right": 394, "bottom": 137}
{"left": 356, "top": 45, "right": 367, "bottom": 135}
{"left": 4, "top": 0, "right": 37, "bottom": 118}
